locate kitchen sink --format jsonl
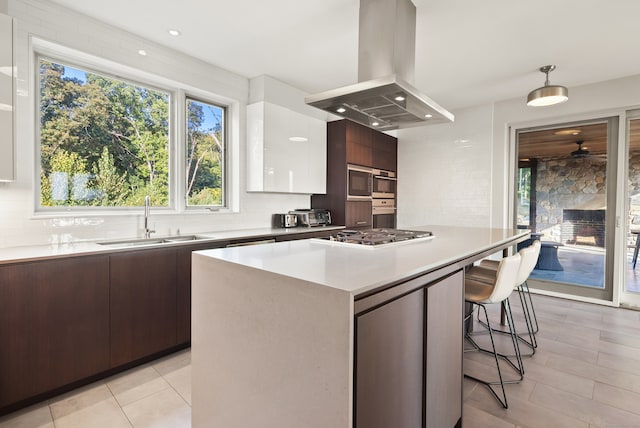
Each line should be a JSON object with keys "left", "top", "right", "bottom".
{"left": 162, "top": 235, "right": 209, "bottom": 242}
{"left": 98, "top": 235, "right": 210, "bottom": 247}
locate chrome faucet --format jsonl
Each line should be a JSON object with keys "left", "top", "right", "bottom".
{"left": 144, "top": 195, "right": 155, "bottom": 239}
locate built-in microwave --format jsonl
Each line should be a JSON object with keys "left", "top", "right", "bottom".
{"left": 372, "top": 168, "right": 396, "bottom": 199}
{"left": 347, "top": 164, "right": 373, "bottom": 200}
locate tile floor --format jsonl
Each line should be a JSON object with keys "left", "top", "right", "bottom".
{"left": 0, "top": 349, "right": 191, "bottom": 428}
{"left": 464, "top": 293, "right": 640, "bottom": 428}
{"left": 1, "top": 294, "right": 640, "bottom": 427}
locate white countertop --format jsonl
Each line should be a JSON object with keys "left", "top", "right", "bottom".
{"left": 195, "top": 225, "right": 529, "bottom": 296}
{"left": 0, "top": 225, "right": 345, "bottom": 264}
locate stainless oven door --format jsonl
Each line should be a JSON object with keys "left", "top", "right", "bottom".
{"left": 348, "top": 165, "right": 373, "bottom": 200}
{"left": 372, "top": 175, "right": 396, "bottom": 199}
{"left": 372, "top": 199, "right": 396, "bottom": 228}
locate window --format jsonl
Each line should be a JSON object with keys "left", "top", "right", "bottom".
{"left": 39, "top": 58, "right": 170, "bottom": 208}
{"left": 37, "top": 56, "right": 228, "bottom": 211}
{"left": 186, "top": 98, "right": 225, "bottom": 207}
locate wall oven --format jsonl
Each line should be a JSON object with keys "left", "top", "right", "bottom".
{"left": 347, "top": 164, "right": 373, "bottom": 201}
{"left": 372, "top": 169, "right": 396, "bottom": 199}
{"left": 372, "top": 198, "right": 396, "bottom": 228}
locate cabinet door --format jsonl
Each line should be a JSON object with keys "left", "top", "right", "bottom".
{"left": 355, "top": 288, "right": 425, "bottom": 428}
{"left": 176, "top": 242, "right": 228, "bottom": 345}
{"left": 0, "top": 256, "right": 110, "bottom": 408}
{"left": 110, "top": 248, "right": 177, "bottom": 367}
{"left": 247, "top": 102, "right": 327, "bottom": 193}
{"left": 275, "top": 229, "right": 336, "bottom": 242}
{"left": 0, "top": 13, "right": 14, "bottom": 181}
{"left": 346, "top": 201, "right": 372, "bottom": 228}
{"left": 372, "top": 132, "right": 397, "bottom": 171}
{"left": 346, "top": 121, "right": 372, "bottom": 166}
{"left": 426, "top": 271, "right": 463, "bottom": 428}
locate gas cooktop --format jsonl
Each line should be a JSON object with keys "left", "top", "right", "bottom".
{"left": 314, "top": 228, "right": 434, "bottom": 248}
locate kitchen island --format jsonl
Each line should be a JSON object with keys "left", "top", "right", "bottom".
{"left": 191, "top": 225, "right": 528, "bottom": 428}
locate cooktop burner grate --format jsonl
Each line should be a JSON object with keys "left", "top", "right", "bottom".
{"left": 324, "top": 228, "right": 434, "bottom": 246}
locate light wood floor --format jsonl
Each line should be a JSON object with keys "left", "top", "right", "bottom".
{"left": 1, "top": 293, "right": 639, "bottom": 427}
{"left": 464, "top": 293, "right": 640, "bottom": 428}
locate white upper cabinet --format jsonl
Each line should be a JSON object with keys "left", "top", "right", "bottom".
{"left": 247, "top": 101, "right": 326, "bottom": 194}
{"left": 0, "top": 13, "right": 14, "bottom": 182}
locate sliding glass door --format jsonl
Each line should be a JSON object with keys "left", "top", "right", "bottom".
{"left": 515, "top": 117, "right": 619, "bottom": 301}
{"left": 622, "top": 112, "right": 640, "bottom": 307}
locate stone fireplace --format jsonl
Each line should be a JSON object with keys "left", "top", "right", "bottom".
{"left": 561, "top": 209, "right": 605, "bottom": 247}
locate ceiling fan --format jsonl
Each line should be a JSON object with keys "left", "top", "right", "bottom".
{"left": 570, "top": 140, "right": 606, "bottom": 162}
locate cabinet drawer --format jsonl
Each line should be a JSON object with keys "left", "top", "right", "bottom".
{"left": 346, "top": 201, "right": 372, "bottom": 228}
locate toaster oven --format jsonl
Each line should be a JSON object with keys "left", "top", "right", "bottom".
{"left": 288, "top": 209, "right": 332, "bottom": 227}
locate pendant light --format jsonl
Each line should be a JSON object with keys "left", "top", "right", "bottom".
{"left": 526, "top": 65, "right": 568, "bottom": 107}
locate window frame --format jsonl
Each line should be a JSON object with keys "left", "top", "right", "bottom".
{"left": 184, "top": 95, "right": 228, "bottom": 210}
{"left": 33, "top": 42, "right": 231, "bottom": 215}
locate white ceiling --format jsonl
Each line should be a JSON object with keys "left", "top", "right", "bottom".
{"left": 49, "top": 0, "right": 640, "bottom": 111}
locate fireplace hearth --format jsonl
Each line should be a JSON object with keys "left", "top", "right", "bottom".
{"left": 561, "top": 209, "right": 605, "bottom": 247}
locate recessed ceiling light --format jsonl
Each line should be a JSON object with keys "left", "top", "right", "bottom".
{"left": 372, "top": 121, "right": 380, "bottom": 126}
{"left": 336, "top": 107, "right": 346, "bottom": 113}
{"left": 288, "top": 136, "right": 308, "bottom": 142}
{"left": 168, "top": 29, "right": 181, "bottom": 36}
{"left": 394, "top": 95, "right": 405, "bottom": 101}
{"left": 425, "top": 114, "right": 433, "bottom": 119}
{"left": 138, "top": 49, "right": 147, "bottom": 56}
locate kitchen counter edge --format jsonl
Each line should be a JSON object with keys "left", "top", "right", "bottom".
{"left": 0, "top": 225, "right": 346, "bottom": 265}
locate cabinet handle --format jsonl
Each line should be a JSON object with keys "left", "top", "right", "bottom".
{"left": 356, "top": 221, "right": 368, "bottom": 225}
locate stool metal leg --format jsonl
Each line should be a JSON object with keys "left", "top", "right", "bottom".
{"left": 503, "top": 298, "right": 524, "bottom": 376}
{"left": 464, "top": 300, "right": 524, "bottom": 409}
{"left": 515, "top": 284, "right": 537, "bottom": 353}
{"left": 521, "top": 280, "right": 539, "bottom": 334}
{"left": 476, "top": 287, "right": 537, "bottom": 357}
{"left": 464, "top": 303, "right": 510, "bottom": 408}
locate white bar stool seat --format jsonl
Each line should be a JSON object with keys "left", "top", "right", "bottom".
{"left": 464, "top": 252, "right": 523, "bottom": 409}
{"left": 467, "top": 240, "right": 541, "bottom": 353}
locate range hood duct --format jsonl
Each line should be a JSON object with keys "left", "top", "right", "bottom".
{"left": 305, "top": 0, "right": 454, "bottom": 131}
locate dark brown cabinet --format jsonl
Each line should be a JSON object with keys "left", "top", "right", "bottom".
{"left": 0, "top": 255, "right": 110, "bottom": 410}
{"left": 346, "top": 121, "right": 373, "bottom": 166}
{"left": 176, "top": 241, "right": 228, "bottom": 345}
{"left": 110, "top": 248, "right": 178, "bottom": 367}
{"left": 346, "top": 201, "right": 372, "bottom": 228}
{"left": 0, "top": 229, "right": 332, "bottom": 415}
{"left": 275, "top": 229, "right": 336, "bottom": 242}
{"left": 312, "top": 119, "right": 397, "bottom": 228}
{"left": 372, "top": 131, "right": 397, "bottom": 171}
{"left": 354, "top": 270, "right": 463, "bottom": 428}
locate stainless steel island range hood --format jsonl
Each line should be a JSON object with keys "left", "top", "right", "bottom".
{"left": 305, "top": 0, "right": 454, "bottom": 131}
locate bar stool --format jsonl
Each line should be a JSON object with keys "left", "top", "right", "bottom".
{"left": 468, "top": 240, "right": 541, "bottom": 352}
{"left": 464, "top": 252, "right": 523, "bottom": 409}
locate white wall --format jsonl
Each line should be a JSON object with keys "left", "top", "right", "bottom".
{"left": 396, "top": 104, "right": 494, "bottom": 228}
{"left": 0, "top": 0, "right": 315, "bottom": 248}
{"left": 397, "top": 74, "right": 640, "bottom": 231}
